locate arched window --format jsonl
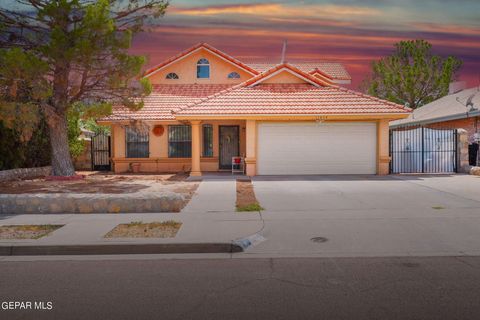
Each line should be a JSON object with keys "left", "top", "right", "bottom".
{"left": 227, "top": 72, "right": 240, "bottom": 79}
{"left": 197, "top": 59, "right": 210, "bottom": 79}
{"left": 166, "top": 72, "right": 179, "bottom": 80}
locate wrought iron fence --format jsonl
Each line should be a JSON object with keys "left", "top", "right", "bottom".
{"left": 390, "top": 126, "right": 457, "bottom": 173}
{"left": 91, "top": 133, "right": 111, "bottom": 171}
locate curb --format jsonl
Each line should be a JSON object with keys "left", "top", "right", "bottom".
{"left": 0, "top": 243, "right": 243, "bottom": 256}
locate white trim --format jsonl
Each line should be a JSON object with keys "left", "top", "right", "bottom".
{"left": 247, "top": 68, "right": 321, "bottom": 87}
{"left": 144, "top": 46, "right": 256, "bottom": 78}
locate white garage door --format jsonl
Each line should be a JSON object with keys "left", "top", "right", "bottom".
{"left": 257, "top": 122, "right": 377, "bottom": 175}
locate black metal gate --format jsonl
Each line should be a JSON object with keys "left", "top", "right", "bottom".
{"left": 390, "top": 126, "right": 457, "bottom": 173}
{"left": 91, "top": 133, "right": 111, "bottom": 171}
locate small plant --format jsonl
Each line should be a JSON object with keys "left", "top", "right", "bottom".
{"left": 236, "top": 203, "right": 264, "bottom": 212}
{"left": 127, "top": 221, "right": 144, "bottom": 227}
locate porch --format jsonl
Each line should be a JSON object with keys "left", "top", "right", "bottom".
{"left": 110, "top": 120, "right": 257, "bottom": 176}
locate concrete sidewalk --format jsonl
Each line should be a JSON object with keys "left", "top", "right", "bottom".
{"left": 182, "top": 179, "right": 236, "bottom": 212}
{"left": 0, "top": 212, "right": 263, "bottom": 250}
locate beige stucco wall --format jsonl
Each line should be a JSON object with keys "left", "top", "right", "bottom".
{"left": 147, "top": 48, "right": 253, "bottom": 85}
{"left": 377, "top": 119, "right": 390, "bottom": 175}
{"left": 262, "top": 70, "right": 308, "bottom": 84}
{"left": 111, "top": 120, "right": 246, "bottom": 173}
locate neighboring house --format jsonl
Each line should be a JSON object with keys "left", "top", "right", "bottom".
{"left": 98, "top": 43, "right": 410, "bottom": 176}
{"left": 391, "top": 87, "right": 480, "bottom": 165}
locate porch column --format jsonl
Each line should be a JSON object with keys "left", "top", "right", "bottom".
{"left": 245, "top": 120, "right": 257, "bottom": 176}
{"left": 190, "top": 120, "right": 202, "bottom": 177}
{"left": 377, "top": 119, "right": 390, "bottom": 175}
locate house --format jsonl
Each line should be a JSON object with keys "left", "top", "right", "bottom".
{"left": 98, "top": 43, "right": 410, "bottom": 176}
{"left": 390, "top": 86, "right": 480, "bottom": 165}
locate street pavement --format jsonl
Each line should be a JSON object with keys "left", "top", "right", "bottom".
{"left": 1, "top": 256, "right": 480, "bottom": 320}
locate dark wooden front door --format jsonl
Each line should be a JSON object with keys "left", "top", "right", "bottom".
{"left": 219, "top": 126, "right": 240, "bottom": 169}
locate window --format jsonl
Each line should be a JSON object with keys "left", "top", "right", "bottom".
{"left": 168, "top": 125, "right": 191, "bottom": 158}
{"left": 196, "top": 58, "right": 210, "bottom": 79}
{"left": 166, "top": 72, "right": 179, "bottom": 79}
{"left": 227, "top": 72, "right": 240, "bottom": 79}
{"left": 125, "top": 126, "right": 149, "bottom": 158}
{"left": 203, "top": 124, "right": 213, "bottom": 157}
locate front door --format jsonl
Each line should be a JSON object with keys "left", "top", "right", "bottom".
{"left": 219, "top": 126, "right": 240, "bottom": 169}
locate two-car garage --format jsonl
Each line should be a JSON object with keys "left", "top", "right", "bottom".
{"left": 257, "top": 122, "right": 377, "bottom": 175}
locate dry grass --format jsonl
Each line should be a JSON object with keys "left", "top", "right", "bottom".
{"left": 0, "top": 225, "right": 63, "bottom": 239}
{"left": 236, "top": 180, "right": 264, "bottom": 212}
{"left": 104, "top": 220, "right": 182, "bottom": 238}
{"left": 0, "top": 173, "right": 196, "bottom": 194}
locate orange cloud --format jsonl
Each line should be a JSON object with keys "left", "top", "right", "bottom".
{"left": 414, "top": 23, "right": 480, "bottom": 36}
{"left": 149, "top": 25, "right": 480, "bottom": 51}
{"left": 170, "top": 3, "right": 382, "bottom": 19}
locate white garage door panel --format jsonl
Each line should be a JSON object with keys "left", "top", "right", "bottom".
{"left": 257, "top": 122, "right": 377, "bottom": 175}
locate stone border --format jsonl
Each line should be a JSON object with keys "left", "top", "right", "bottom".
{"left": 0, "top": 166, "right": 51, "bottom": 182}
{"left": 0, "top": 192, "right": 185, "bottom": 214}
{"left": 457, "top": 129, "right": 470, "bottom": 173}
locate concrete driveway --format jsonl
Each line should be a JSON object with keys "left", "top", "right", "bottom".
{"left": 253, "top": 174, "right": 480, "bottom": 211}
{"left": 245, "top": 175, "right": 480, "bottom": 258}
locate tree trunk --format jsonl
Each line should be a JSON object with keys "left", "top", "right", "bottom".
{"left": 48, "top": 113, "right": 76, "bottom": 176}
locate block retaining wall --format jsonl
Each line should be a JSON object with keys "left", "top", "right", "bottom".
{"left": 0, "top": 166, "right": 52, "bottom": 182}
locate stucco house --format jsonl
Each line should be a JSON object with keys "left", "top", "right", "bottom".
{"left": 98, "top": 43, "right": 410, "bottom": 176}
{"left": 391, "top": 86, "right": 480, "bottom": 165}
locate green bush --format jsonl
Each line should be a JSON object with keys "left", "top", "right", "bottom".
{"left": 0, "top": 117, "right": 51, "bottom": 170}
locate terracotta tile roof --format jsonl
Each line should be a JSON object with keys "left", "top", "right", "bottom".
{"left": 176, "top": 83, "right": 410, "bottom": 116}
{"left": 102, "top": 56, "right": 405, "bottom": 122}
{"left": 100, "top": 84, "right": 231, "bottom": 121}
{"left": 143, "top": 43, "right": 259, "bottom": 78}
{"left": 142, "top": 43, "right": 350, "bottom": 81}
{"left": 244, "top": 60, "right": 351, "bottom": 80}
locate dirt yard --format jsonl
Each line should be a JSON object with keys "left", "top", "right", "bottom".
{"left": 0, "top": 225, "right": 63, "bottom": 239}
{"left": 0, "top": 172, "right": 198, "bottom": 196}
{"left": 236, "top": 179, "right": 263, "bottom": 212}
{"left": 104, "top": 221, "right": 182, "bottom": 238}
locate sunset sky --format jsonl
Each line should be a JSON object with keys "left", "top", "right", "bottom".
{"left": 132, "top": 0, "right": 480, "bottom": 89}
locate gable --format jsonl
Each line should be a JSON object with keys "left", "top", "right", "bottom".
{"left": 146, "top": 47, "right": 255, "bottom": 85}
{"left": 261, "top": 70, "right": 309, "bottom": 84}
{"left": 245, "top": 64, "right": 331, "bottom": 88}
